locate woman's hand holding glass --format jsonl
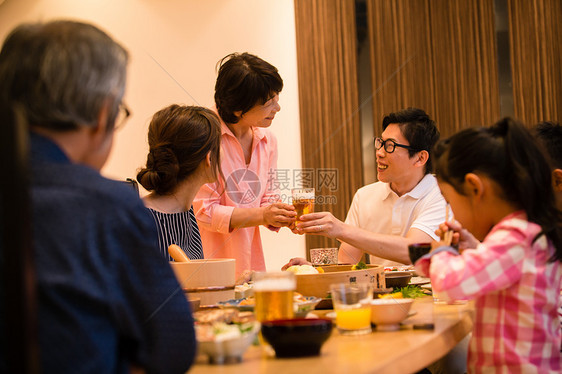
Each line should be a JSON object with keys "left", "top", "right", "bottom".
{"left": 262, "top": 202, "right": 297, "bottom": 227}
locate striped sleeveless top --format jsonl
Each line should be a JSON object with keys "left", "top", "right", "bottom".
{"left": 148, "top": 206, "right": 204, "bottom": 261}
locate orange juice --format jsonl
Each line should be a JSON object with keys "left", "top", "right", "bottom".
{"left": 330, "top": 282, "right": 373, "bottom": 335}
{"left": 335, "top": 307, "right": 371, "bottom": 330}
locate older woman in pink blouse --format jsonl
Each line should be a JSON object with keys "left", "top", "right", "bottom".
{"left": 194, "top": 53, "right": 296, "bottom": 277}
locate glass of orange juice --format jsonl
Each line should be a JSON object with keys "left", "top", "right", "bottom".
{"left": 330, "top": 282, "right": 372, "bottom": 335}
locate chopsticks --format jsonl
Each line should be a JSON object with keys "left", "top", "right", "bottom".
{"left": 443, "top": 204, "right": 454, "bottom": 246}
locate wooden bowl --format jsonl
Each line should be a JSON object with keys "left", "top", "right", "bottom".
{"left": 170, "top": 259, "right": 236, "bottom": 306}
{"left": 188, "top": 297, "right": 201, "bottom": 312}
{"left": 295, "top": 264, "right": 385, "bottom": 299}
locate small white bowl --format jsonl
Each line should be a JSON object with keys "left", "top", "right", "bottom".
{"left": 197, "top": 322, "right": 260, "bottom": 364}
{"left": 294, "top": 296, "right": 322, "bottom": 318}
{"left": 370, "top": 298, "right": 414, "bottom": 331}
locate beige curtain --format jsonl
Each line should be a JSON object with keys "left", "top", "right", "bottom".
{"left": 294, "top": 0, "right": 364, "bottom": 254}
{"left": 508, "top": 0, "right": 562, "bottom": 125}
{"left": 367, "top": 0, "right": 501, "bottom": 137}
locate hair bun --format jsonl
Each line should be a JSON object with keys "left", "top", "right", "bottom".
{"left": 137, "top": 145, "right": 180, "bottom": 194}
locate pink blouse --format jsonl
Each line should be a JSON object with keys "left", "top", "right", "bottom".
{"left": 193, "top": 121, "right": 280, "bottom": 277}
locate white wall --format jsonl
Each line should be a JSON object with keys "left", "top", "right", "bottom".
{"left": 0, "top": 0, "right": 306, "bottom": 270}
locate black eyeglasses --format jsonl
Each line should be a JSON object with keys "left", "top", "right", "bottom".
{"left": 374, "top": 137, "right": 419, "bottom": 153}
{"left": 114, "top": 102, "right": 131, "bottom": 131}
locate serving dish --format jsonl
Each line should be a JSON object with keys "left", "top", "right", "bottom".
{"left": 383, "top": 265, "right": 415, "bottom": 273}
{"left": 383, "top": 270, "right": 415, "bottom": 277}
{"left": 409, "top": 276, "right": 431, "bottom": 286}
{"left": 295, "top": 264, "right": 385, "bottom": 298}
{"left": 170, "top": 259, "right": 236, "bottom": 306}
{"left": 196, "top": 321, "right": 260, "bottom": 364}
{"left": 384, "top": 273, "right": 412, "bottom": 288}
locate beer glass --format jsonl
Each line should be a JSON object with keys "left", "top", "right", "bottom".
{"left": 253, "top": 271, "right": 296, "bottom": 322}
{"left": 292, "top": 188, "right": 315, "bottom": 224}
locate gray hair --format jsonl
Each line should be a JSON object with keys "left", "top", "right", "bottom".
{"left": 0, "top": 20, "right": 128, "bottom": 131}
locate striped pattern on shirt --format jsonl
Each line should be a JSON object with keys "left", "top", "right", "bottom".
{"left": 148, "top": 206, "right": 204, "bottom": 261}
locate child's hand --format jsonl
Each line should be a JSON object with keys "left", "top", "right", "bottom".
{"left": 435, "top": 220, "right": 480, "bottom": 252}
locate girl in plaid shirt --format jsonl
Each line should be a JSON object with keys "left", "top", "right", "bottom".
{"left": 416, "top": 118, "right": 562, "bottom": 373}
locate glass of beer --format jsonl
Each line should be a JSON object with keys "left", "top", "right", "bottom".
{"left": 292, "top": 188, "right": 315, "bottom": 224}
{"left": 253, "top": 271, "right": 296, "bottom": 322}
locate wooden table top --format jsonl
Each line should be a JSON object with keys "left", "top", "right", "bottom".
{"left": 189, "top": 296, "right": 473, "bottom": 374}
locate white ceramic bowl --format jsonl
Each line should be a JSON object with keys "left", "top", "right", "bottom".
{"left": 294, "top": 296, "right": 322, "bottom": 318}
{"left": 197, "top": 321, "right": 260, "bottom": 364}
{"left": 370, "top": 298, "right": 414, "bottom": 331}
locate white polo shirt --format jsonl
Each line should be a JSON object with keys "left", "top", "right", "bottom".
{"left": 344, "top": 174, "right": 447, "bottom": 266}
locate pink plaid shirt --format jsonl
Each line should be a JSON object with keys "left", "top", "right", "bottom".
{"left": 416, "top": 211, "right": 562, "bottom": 373}
{"left": 193, "top": 121, "right": 280, "bottom": 277}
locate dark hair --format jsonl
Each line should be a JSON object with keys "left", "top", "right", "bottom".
{"left": 434, "top": 117, "right": 562, "bottom": 261}
{"left": 137, "top": 105, "right": 223, "bottom": 195}
{"left": 534, "top": 121, "right": 562, "bottom": 170}
{"left": 0, "top": 20, "right": 128, "bottom": 132}
{"left": 382, "top": 107, "right": 440, "bottom": 174}
{"left": 214, "top": 52, "right": 283, "bottom": 124}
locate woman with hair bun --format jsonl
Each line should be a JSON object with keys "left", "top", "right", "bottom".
{"left": 137, "top": 105, "right": 222, "bottom": 261}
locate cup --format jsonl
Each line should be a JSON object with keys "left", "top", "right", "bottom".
{"left": 432, "top": 289, "right": 447, "bottom": 304}
{"left": 253, "top": 271, "right": 296, "bottom": 322}
{"left": 432, "top": 289, "right": 467, "bottom": 305}
{"left": 292, "top": 188, "right": 315, "bottom": 224}
{"left": 408, "top": 242, "right": 432, "bottom": 265}
{"left": 310, "top": 247, "right": 338, "bottom": 265}
{"left": 330, "top": 283, "right": 372, "bottom": 335}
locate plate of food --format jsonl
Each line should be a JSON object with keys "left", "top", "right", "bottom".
{"left": 409, "top": 276, "right": 431, "bottom": 286}
{"left": 234, "top": 282, "right": 253, "bottom": 299}
{"left": 193, "top": 308, "right": 259, "bottom": 364}
{"left": 217, "top": 298, "right": 255, "bottom": 312}
{"left": 383, "top": 265, "right": 416, "bottom": 276}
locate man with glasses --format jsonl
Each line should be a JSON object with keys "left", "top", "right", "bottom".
{"left": 0, "top": 21, "right": 196, "bottom": 373}
{"left": 289, "top": 107, "right": 446, "bottom": 266}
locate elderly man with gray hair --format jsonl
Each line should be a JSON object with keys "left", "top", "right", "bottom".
{"left": 0, "top": 20, "right": 196, "bottom": 373}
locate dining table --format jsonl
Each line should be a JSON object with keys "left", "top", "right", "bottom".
{"left": 189, "top": 296, "right": 474, "bottom": 374}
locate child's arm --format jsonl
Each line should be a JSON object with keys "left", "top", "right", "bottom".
{"left": 416, "top": 218, "right": 538, "bottom": 301}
